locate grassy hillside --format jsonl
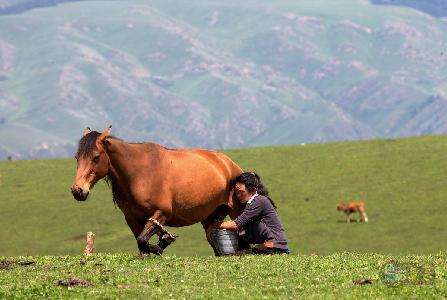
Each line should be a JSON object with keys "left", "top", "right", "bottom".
{"left": 0, "top": 135, "right": 446, "bottom": 256}
{"left": 0, "top": 253, "right": 445, "bottom": 298}
{"left": 1, "top": 0, "right": 447, "bottom": 159}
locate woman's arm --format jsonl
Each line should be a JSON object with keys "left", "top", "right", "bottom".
{"left": 234, "top": 198, "right": 264, "bottom": 229}
{"left": 205, "top": 219, "right": 238, "bottom": 239}
{"left": 208, "top": 198, "right": 264, "bottom": 235}
{"left": 217, "top": 198, "right": 264, "bottom": 231}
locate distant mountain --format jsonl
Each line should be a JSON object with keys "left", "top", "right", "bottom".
{"left": 371, "top": 0, "right": 447, "bottom": 17}
{"left": 0, "top": 0, "right": 84, "bottom": 15}
{"left": 0, "top": 0, "right": 447, "bottom": 159}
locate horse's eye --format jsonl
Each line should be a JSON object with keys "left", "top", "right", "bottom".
{"left": 93, "top": 155, "right": 100, "bottom": 163}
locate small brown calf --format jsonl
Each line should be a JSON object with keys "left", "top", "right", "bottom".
{"left": 337, "top": 202, "right": 368, "bottom": 223}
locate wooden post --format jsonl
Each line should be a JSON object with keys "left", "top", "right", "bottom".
{"left": 84, "top": 232, "right": 94, "bottom": 256}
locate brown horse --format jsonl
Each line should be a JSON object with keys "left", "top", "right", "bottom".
{"left": 337, "top": 201, "right": 369, "bottom": 223}
{"left": 71, "top": 126, "right": 243, "bottom": 256}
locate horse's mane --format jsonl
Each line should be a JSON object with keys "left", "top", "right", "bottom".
{"left": 77, "top": 131, "right": 124, "bottom": 156}
{"left": 104, "top": 176, "right": 120, "bottom": 207}
{"left": 76, "top": 131, "right": 100, "bottom": 157}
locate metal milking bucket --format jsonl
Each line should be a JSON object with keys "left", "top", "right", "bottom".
{"left": 210, "top": 229, "right": 239, "bottom": 255}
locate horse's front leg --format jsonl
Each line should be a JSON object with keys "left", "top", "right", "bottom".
{"left": 137, "top": 212, "right": 176, "bottom": 256}
{"left": 356, "top": 211, "right": 361, "bottom": 223}
{"left": 124, "top": 216, "right": 154, "bottom": 257}
{"left": 360, "top": 209, "right": 368, "bottom": 223}
{"left": 137, "top": 220, "right": 162, "bottom": 256}
{"left": 151, "top": 218, "right": 177, "bottom": 252}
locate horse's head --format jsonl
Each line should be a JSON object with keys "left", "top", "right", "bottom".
{"left": 71, "top": 126, "right": 112, "bottom": 201}
{"left": 336, "top": 202, "right": 346, "bottom": 211}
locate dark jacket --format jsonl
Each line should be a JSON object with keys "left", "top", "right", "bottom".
{"left": 234, "top": 194, "right": 288, "bottom": 250}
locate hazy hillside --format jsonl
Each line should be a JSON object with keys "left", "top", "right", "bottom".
{"left": 372, "top": 0, "right": 447, "bottom": 17}
{"left": 0, "top": 0, "right": 83, "bottom": 15}
{"left": 0, "top": 0, "right": 447, "bottom": 159}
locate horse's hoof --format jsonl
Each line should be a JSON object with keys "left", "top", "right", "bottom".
{"left": 139, "top": 252, "right": 150, "bottom": 260}
{"left": 148, "top": 244, "right": 163, "bottom": 256}
{"left": 161, "top": 233, "right": 176, "bottom": 244}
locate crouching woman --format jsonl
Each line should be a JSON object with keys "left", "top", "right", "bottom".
{"left": 209, "top": 172, "right": 289, "bottom": 255}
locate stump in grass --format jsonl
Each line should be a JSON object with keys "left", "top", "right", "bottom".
{"left": 84, "top": 232, "right": 94, "bottom": 256}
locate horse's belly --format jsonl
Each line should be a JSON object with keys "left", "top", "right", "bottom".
{"left": 167, "top": 194, "right": 227, "bottom": 227}
{"left": 165, "top": 217, "right": 198, "bottom": 227}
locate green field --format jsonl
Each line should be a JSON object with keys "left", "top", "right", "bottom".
{"left": 0, "top": 135, "right": 446, "bottom": 257}
{"left": 1, "top": 135, "right": 447, "bottom": 298}
{"left": 0, "top": 253, "right": 445, "bottom": 298}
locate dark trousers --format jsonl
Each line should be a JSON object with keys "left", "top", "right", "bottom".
{"left": 238, "top": 220, "right": 270, "bottom": 247}
{"left": 236, "top": 222, "right": 289, "bottom": 255}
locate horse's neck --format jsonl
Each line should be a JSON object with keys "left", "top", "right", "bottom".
{"left": 105, "top": 139, "right": 162, "bottom": 186}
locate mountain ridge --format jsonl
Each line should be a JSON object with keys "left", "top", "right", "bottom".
{"left": 0, "top": 0, "right": 446, "bottom": 159}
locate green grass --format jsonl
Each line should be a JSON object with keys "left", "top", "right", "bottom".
{"left": 1, "top": 136, "right": 446, "bottom": 298}
{"left": 0, "top": 135, "right": 446, "bottom": 257}
{"left": 0, "top": 253, "right": 445, "bottom": 299}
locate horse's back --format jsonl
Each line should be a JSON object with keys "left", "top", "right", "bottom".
{"left": 167, "top": 148, "right": 241, "bottom": 180}
{"left": 347, "top": 201, "right": 365, "bottom": 211}
{"left": 161, "top": 148, "right": 242, "bottom": 226}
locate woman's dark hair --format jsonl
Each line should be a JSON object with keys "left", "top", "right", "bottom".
{"left": 235, "top": 172, "right": 277, "bottom": 209}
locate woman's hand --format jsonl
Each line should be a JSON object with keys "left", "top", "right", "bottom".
{"left": 206, "top": 220, "right": 239, "bottom": 239}
{"left": 221, "top": 221, "right": 238, "bottom": 231}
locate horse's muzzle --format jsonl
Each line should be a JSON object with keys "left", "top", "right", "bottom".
{"left": 71, "top": 186, "right": 89, "bottom": 201}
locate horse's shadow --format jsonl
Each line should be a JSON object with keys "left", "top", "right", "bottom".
{"left": 336, "top": 219, "right": 366, "bottom": 223}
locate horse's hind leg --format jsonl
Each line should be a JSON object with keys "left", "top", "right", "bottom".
{"left": 202, "top": 218, "right": 220, "bottom": 256}
{"left": 202, "top": 204, "right": 230, "bottom": 256}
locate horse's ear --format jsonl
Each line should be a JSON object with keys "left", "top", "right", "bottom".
{"left": 83, "top": 127, "right": 92, "bottom": 136}
{"left": 96, "top": 125, "right": 112, "bottom": 149}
